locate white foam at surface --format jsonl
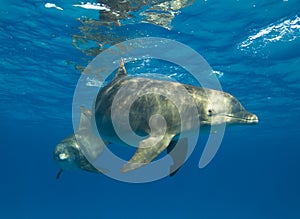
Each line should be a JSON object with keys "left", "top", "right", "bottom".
{"left": 72, "top": 2, "right": 110, "bottom": 11}
{"left": 239, "top": 16, "right": 300, "bottom": 49}
{"left": 210, "top": 70, "right": 224, "bottom": 78}
{"left": 45, "top": 3, "right": 63, "bottom": 11}
{"left": 86, "top": 77, "right": 103, "bottom": 87}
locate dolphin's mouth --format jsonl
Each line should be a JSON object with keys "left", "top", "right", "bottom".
{"left": 225, "top": 113, "right": 259, "bottom": 124}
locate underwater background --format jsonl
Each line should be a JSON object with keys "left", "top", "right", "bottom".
{"left": 1, "top": 0, "right": 300, "bottom": 218}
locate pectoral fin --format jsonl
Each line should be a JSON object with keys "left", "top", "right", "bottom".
{"left": 167, "top": 138, "right": 188, "bottom": 176}
{"left": 81, "top": 161, "right": 109, "bottom": 173}
{"left": 121, "top": 133, "right": 175, "bottom": 173}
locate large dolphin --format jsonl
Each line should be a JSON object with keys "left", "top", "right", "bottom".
{"left": 94, "top": 60, "right": 258, "bottom": 173}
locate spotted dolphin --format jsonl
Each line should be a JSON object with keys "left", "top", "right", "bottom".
{"left": 54, "top": 106, "right": 107, "bottom": 179}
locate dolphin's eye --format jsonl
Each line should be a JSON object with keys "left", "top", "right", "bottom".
{"left": 208, "top": 109, "right": 214, "bottom": 116}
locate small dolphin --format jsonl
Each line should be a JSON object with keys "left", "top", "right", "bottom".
{"left": 54, "top": 106, "right": 107, "bottom": 179}
{"left": 95, "top": 59, "right": 258, "bottom": 174}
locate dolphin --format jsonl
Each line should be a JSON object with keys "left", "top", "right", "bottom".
{"left": 94, "top": 60, "right": 258, "bottom": 174}
{"left": 54, "top": 106, "right": 107, "bottom": 179}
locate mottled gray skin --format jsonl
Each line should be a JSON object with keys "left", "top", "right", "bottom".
{"left": 95, "top": 60, "right": 258, "bottom": 172}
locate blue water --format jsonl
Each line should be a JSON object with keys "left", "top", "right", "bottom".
{"left": 1, "top": 0, "right": 300, "bottom": 218}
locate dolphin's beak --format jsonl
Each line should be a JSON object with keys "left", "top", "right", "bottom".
{"left": 237, "top": 111, "right": 259, "bottom": 124}
{"left": 246, "top": 113, "right": 259, "bottom": 124}
{"left": 56, "top": 169, "right": 63, "bottom": 179}
{"left": 226, "top": 111, "right": 259, "bottom": 124}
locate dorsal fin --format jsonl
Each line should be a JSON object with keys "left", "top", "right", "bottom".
{"left": 113, "top": 58, "right": 128, "bottom": 81}
{"left": 78, "top": 106, "right": 92, "bottom": 131}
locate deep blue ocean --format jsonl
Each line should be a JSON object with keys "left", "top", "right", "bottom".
{"left": 1, "top": 0, "right": 300, "bottom": 218}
